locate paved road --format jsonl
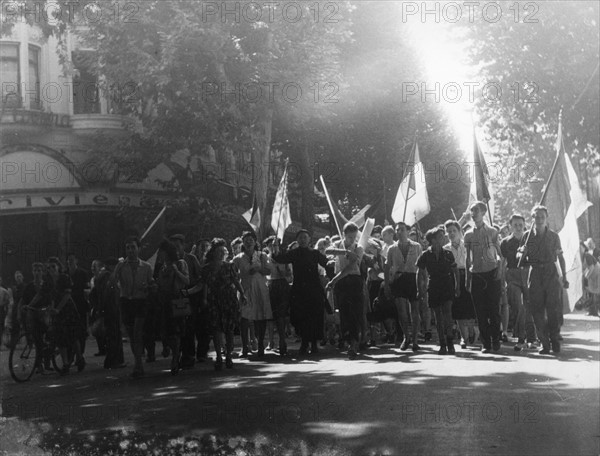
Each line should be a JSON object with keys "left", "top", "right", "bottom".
{"left": 1, "top": 313, "right": 599, "bottom": 455}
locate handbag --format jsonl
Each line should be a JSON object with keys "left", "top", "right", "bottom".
{"left": 169, "top": 263, "right": 192, "bottom": 317}
{"left": 171, "top": 294, "right": 192, "bottom": 317}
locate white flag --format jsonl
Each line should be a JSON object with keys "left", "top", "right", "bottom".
{"left": 392, "top": 142, "right": 430, "bottom": 226}
{"left": 270, "top": 162, "right": 291, "bottom": 241}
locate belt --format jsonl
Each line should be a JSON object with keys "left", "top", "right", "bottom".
{"left": 530, "top": 262, "right": 555, "bottom": 268}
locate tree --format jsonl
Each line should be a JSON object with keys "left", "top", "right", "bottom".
{"left": 461, "top": 1, "right": 599, "bottom": 223}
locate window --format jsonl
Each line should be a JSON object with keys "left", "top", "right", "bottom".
{"left": 72, "top": 51, "right": 100, "bottom": 114}
{"left": 0, "top": 43, "right": 21, "bottom": 108}
{"left": 28, "top": 45, "right": 41, "bottom": 110}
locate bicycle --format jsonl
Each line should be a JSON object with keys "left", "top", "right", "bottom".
{"left": 8, "top": 306, "right": 60, "bottom": 383}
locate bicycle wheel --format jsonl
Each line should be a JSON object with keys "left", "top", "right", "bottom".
{"left": 9, "top": 333, "right": 38, "bottom": 383}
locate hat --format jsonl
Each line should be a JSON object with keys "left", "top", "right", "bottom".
{"left": 169, "top": 234, "right": 185, "bottom": 242}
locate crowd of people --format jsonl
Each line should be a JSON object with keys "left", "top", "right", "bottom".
{"left": 1, "top": 200, "right": 599, "bottom": 379}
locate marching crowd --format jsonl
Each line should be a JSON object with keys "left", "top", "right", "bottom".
{"left": 2, "top": 201, "right": 600, "bottom": 379}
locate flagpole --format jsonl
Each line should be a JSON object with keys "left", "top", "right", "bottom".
{"left": 141, "top": 205, "right": 167, "bottom": 241}
{"left": 402, "top": 131, "right": 418, "bottom": 224}
{"left": 274, "top": 158, "right": 289, "bottom": 240}
{"left": 517, "top": 107, "right": 563, "bottom": 268}
{"left": 451, "top": 207, "right": 457, "bottom": 221}
{"left": 320, "top": 175, "right": 343, "bottom": 238}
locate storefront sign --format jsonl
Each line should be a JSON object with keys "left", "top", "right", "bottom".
{"left": 0, "top": 191, "right": 175, "bottom": 212}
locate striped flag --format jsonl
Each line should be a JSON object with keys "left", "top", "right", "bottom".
{"left": 468, "top": 128, "right": 495, "bottom": 224}
{"left": 391, "top": 142, "right": 430, "bottom": 226}
{"left": 243, "top": 193, "right": 261, "bottom": 234}
{"left": 541, "top": 116, "right": 592, "bottom": 310}
{"left": 271, "top": 160, "right": 292, "bottom": 241}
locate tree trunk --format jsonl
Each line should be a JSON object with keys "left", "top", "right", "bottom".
{"left": 298, "top": 142, "right": 314, "bottom": 232}
{"left": 250, "top": 107, "right": 273, "bottom": 239}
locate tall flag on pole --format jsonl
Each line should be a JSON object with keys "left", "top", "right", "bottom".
{"left": 243, "top": 193, "right": 261, "bottom": 234}
{"left": 541, "top": 114, "right": 592, "bottom": 310}
{"left": 319, "top": 175, "right": 345, "bottom": 238}
{"left": 468, "top": 127, "right": 495, "bottom": 224}
{"left": 271, "top": 159, "right": 292, "bottom": 241}
{"left": 391, "top": 141, "right": 430, "bottom": 226}
{"left": 139, "top": 205, "right": 168, "bottom": 263}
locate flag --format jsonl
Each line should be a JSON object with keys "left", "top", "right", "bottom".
{"left": 391, "top": 142, "right": 430, "bottom": 226}
{"left": 320, "top": 175, "right": 347, "bottom": 237}
{"left": 139, "top": 206, "right": 167, "bottom": 261}
{"left": 271, "top": 161, "right": 292, "bottom": 241}
{"left": 243, "top": 193, "right": 261, "bottom": 234}
{"left": 349, "top": 196, "right": 383, "bottom": 229}
{"left": 358, "top": 217, "right": 375, "bottom": 250}
{"left": 541, "top": 117, "right": 592, "bottom": 310}
{"left": 468, "top": 128, "right": 495, "bottom": 223}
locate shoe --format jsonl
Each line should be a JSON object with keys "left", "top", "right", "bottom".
{"left": 225, "top": 357, "right": 233, "bottom": 368}
{"left": 551, "top": 339, "right": 560, "bottom": 353}
{"left": 368, "top": 339, "right": 377, "bottom": 347}
{"left": 310, "top": 345, "right": 319, "bottom": 355}
{"left": 538, "top": 347, "right": 551, "bottom": 355}
{"left": 412, "top": 343, "right": 420, "bottom": 352}
{"left": 76, "top": 357, "right": 86, "bottom": 372}
{"left": 447, "top": 342, "right": 455, "bottom": 355}
{"left": 400, "top": 339, "right": 410, "bottom": 351}
{"left": 461, "top": 343, "right": 467, "bottom": 349}
{"left": 214, "top": 358, "right": 223, "bottom": 371}
{"left": 59, "top": 365, "right": 70, "bottom": 376}
{"left": 501, "top": 333, "right": 509, "bottom": 343}
{"left": 527, "top": 342, "right": 538, "bottom": 350}
{"left": 257, "top": 348, "right": 265, "bottom": 358}
{"left": 514, "top": 343, "right": 523, "bottom": 352}
{"left": 482, "top": 347, "right": 491, "bottom": 354}
{"left": 298, "top": 344, "right": 309, "bottom": 356}
{"left": 424, "top": 332, "right": 432, "bottom": 342}
{"left": 348, "top": 349, "right": 357, "bottom": 360}
{"left": 492, "top": 340, "right": 501, "bottom": 352}
{"left": 266, "top": 342, "right": 275, "bottom": 350}
{"left": 438, "top": 345, "right": 447, "bottom": 355}
{"left": 170, "top": 359, "right": 180, "bottom": 376}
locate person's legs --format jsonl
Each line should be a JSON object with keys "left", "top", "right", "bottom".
{"left": 409, "top": 299, "right": 421, "bottom": 348}
{"left": 442, "top": 301, "right": 455, "bottom": 353}
{"left": 471, "top": 275, "right": 490, "bottom": 350}
{"left": 433, "top": 306, "right": 446, "bottom": 354}
{"left": 254, "top": 320, "right": 267, "bottom": 355}
{"left": 395, "top": 298, "right": 411, "bottom": 349}
{"left": 240, "top": 318, "right": 250, "bottom": 356}
{"left": 132, "top": 316, "right": 145, "bottom": 372}
{"left": 213, "top": 330, "right": 223, "bottom": 369}
{"left": 457, "top": 319, "right": 470, "bottom": 348}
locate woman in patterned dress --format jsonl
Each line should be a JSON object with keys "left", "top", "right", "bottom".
{"left": 185, "top": 238, "right": 246, "bottom": 370}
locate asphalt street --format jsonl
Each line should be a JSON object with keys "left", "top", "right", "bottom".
{"left": 1, "top": 312, "right": 599, "bottom": 455}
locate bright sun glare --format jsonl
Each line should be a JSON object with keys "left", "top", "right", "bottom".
{"left": 404, "top": 18, "right": 478, "bottom": 154}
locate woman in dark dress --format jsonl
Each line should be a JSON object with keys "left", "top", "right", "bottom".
{"left": 271, "top": 230, "right": 329, "bottom": 356}
{"left": 156, "top": 240, "right": 190, "bottom": 375}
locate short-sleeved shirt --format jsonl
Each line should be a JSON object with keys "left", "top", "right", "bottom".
{"left": 416, "top": 248, "right": 457, "bottom": 287}
{"left": 115, "top": 258, "right": 154, "bottom": 300}
{"left": 444, "top": 240, "right": 467, "bottom": 270}
{"left": 521, "top": 227, "right": 562, "bottom": 266}
{"left": 464, "top": 223, "right": 500, "bottom": 273}
{"left": 386, "top": 239, "right": 422, "bottom": 276}
{"left": 500, "top": 234, "right": 524, "bottom": 269}
{"left": 333, "top": 241, "right": 364, "bottom": 276}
